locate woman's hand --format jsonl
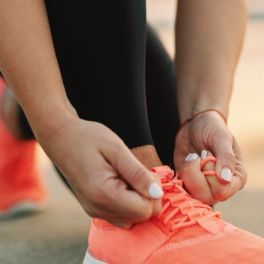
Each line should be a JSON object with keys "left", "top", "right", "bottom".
{"left": 174, "top": 111, "right": 247, "bottom": 205}
{"left": 41, "top": 118, "right": 163, "bottom": 228}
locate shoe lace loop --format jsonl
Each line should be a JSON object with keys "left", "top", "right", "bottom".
{"left": 155, "top": 160, "right": 221, "bottom": 232}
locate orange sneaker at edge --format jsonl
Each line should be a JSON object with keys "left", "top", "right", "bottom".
{"left": 84, "top": 163, "right": 264, "bottom": 264}
{"left": 0, "top": 78, "right": 47, "bottom": 220}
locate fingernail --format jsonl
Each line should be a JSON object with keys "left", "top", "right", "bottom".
{"left": 220, "top": 168, "right": 233, "bottom": 182}
{"left": 201, "top": 150, "right": 208, "bottom": 160}
{"left": 189, "top": 153, "right": 199, "bottom": 161}
{"left": 148, "top": 183, "right": 164, "bottom": 199}
{"left": 185, "top": 153, "right": 193, "bottom": 161}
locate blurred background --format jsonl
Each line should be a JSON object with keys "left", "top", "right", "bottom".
{"left": 1, "top": 1, "right": 264, "bottom": 263}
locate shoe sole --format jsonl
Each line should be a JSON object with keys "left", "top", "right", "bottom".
{"left": 83, "top": 250, "right": 107, "bottom": 264}
{"left": 0, "top": 201, "right": 45, "bottom": 221}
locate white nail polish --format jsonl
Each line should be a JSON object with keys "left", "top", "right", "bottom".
{"left": 189, "top": 153, "right": 199, "bottom": 161}
{"left": 201, "top": 150, "right": 208, "bottom": 160}
{"left": 220, "top": 168, "right": 233, "bottom": 182}
{"left": 185, "top": 153, "right": 193, "bottom": 161}
{"left": 148, "top": 183, "right": 164, "bottom": 199}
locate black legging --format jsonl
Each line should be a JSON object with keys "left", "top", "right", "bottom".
{"left": 17, "top": 0, "right": 180, "bottom": 166}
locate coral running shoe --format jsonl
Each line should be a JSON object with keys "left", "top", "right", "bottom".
{"left": 84, "top": 164, "right": 264, "bottom": 264}
{"left": 0, "top": 78, "right": 47, "bottom": 220}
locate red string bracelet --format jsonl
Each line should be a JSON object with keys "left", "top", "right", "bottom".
{"left": 177, "top": 109, "right": 227, "bottom": 135}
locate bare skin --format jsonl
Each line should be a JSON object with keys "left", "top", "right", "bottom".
{"left": 0, "top": 0, "right": 248, "bottom": 226}
{"left": 175, "top": 0, "right": 248, "bottom": 204}
{"left": 0, "top": 91, "right": 163, "bottom": 227}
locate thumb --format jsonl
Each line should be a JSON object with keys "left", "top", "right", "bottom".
{"left": 212, "top": 134, "right": 236, "bottom": 184}
{"left": 104, "top": 141, "right": 164, "bottom": 200}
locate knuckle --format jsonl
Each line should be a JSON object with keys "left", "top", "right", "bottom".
{"left": 104, "top": 138, "right": 123, "bottom": 157}
{"left": 111, "top": 138, "right": 124, "bottom": 152}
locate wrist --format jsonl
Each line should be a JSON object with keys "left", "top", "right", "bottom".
{"left": 191, "top": 103, "right": 228, "bottom": 121}
{"left": 180, "top": 103, "right": 229, "bottom": 124}
{"left": 179, "top": 95, "right": 230, "bottom": 123}
{"left": 25, "top": 99, "right": 78, "bottom": 143}
{"left": 177, "top": 78, "right": 232, "bottom": 123}
{"left": 177, "top": 109, "right": 227, "bottom": 136}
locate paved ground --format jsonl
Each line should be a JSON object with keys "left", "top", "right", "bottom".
{"left": 0, "top": 158, "right": 88, "bottom": 264}
{"left": 1, "top": 1, "right": 264, "bottom": 263}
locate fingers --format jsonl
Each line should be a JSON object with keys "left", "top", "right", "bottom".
{"left": 204, "top": 129, "right": 246, "bottom": 200}
{"left": 201, "top": 150, "right": 224, "bottom": 202}
{"left": 182, "top": 153, "right": 215, "bottom": 204}
{"left": 98, "top": 139, "right": 164, "bottom": 225}
{"left": 201, "top": 150, "right": 218, "bottom": 179}
{"left": 100, "top": 176, "right": 156, "bottom": 223}
{"left": 110, "top": 199, "right": 162, "bottom": 228}
{"left": 211, "top": 130, "right": 236, "bottom": 184}
{"left": 102, "top": 140, "right": 164, "bottom": 200}
{"left": 201, "top": 149, "right": 243, "bottom": 202}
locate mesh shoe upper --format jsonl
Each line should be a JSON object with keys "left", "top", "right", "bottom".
{"left": 89, "top": 165, "right": 264, "bottom": 264}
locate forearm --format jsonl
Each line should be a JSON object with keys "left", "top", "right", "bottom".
{"left": 0, "top": 0, "right": 77, "bottom": 141}
{"left": 175, "top": 0, "right": 247, "bottom": 122}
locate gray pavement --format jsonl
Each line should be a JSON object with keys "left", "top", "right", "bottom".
{"left": 0, "top": 160, "right": 89, "bottom": 264}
